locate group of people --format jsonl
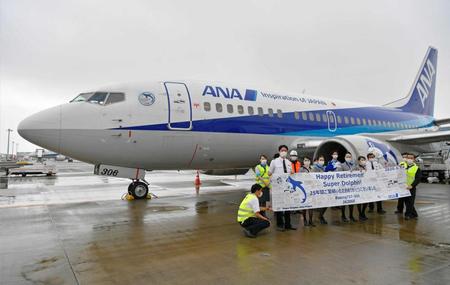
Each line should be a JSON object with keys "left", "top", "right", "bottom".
{"left": 237, "top": 145, "right": 421, "bottom": 238}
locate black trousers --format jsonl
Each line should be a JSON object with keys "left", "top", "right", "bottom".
{"left": 275, "top": 211, "right": 292, "bottom": 228}
{"left": 357, "top": 203, "right": 368, "bottom": 217}
{"left": 341, "top": 205, "right": 355, "bottom": 218}
{"left": 319, "top": 207, "right": 327, "bottom": 218}
{"left": 240, "top": 217, "right": 270, "bottom": 235}
{"left": 368, "top": 201, "right": 383, "bottom": 211}
{"left": 405, "top": 188, "right": 418, "bottom": 218}
{"left": 397, "top": 197, "right": 407, "bottom": 212}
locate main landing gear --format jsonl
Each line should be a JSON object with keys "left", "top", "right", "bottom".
{"left": 128, "top": 180, "right": 149, "bottom": 199}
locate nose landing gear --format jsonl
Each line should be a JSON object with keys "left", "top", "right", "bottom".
{"left": 128, "top": 180, "right": 149, "bottom": 199}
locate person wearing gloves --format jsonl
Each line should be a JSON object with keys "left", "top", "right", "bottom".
{"left": 325, "top": 151, "right": 342, "bottom": 172}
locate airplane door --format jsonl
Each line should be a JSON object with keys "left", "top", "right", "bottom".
{"left": 326, "top": 110, "right": 337, "bottom": 132}
{"left": 164, "top": 82, "right": 192, "bottom": 130}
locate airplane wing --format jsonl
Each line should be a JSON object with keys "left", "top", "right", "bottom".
{"left": 387, "top": 130, "right": 450, "bottom": 145}
{"left": 434, "top": 118, "right": 450, "bottom": 126}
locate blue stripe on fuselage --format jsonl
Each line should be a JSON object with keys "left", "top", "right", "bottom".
{"left": 116, "top": 106, "right": 434, "bottom": 136}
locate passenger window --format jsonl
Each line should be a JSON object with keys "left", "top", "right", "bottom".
{"left": 258, "top": 107, "right": 264, "bottom": 116}
{"left": 216, "top": 103, "right": 223, "bottom": 112}
{"left": 377, "top": 120, "right": 382, "bottom": 126}
{"left": 105, "top": 92, "right": 125, "bottom": 105}
{"left": 322, "top": 114, "right": 327, "bottom": 122}
{"left": 362, "top": 118, "right": 367, "bottom": 125}
{"left": 302, "top": 112, "right": 307, "bottom": 120}
{"left": 237, "top": 105, "right": 244, "bottom": 114}
{"left": 268, "top": 108, "right": 274, "bottom": 117}
{"left": 277, "top": 109, "right": 283, "bottom": 118}
{"left": 294, "top": 112, "right": 300, "bottom": 120}
{"left": 329, "top": 115, "right": 335, "bottom": 123}
{"left": 316, "top": 113, "right": 321, "bottom": 122}
{"left": 350, "top": 117, "right": 355, "bottom": 125}
{"left": 356, "top": 118, "right": 361, "bottom": 125}
{"left": 248, "top": 106, "right": 254, "bottom": 115}
{"left": 368, "top": 119, "right": 372, "bottom": 126}
{"left": 337, "top": 116, "right": 342, "bottom": 124}
{"left": 203, "top": 102, "right": 211, "bottom": 112}
{"left": 308, "top": 112, "right": 315, "bottom": 121}
{"left": 344, "top": 116, "right": 349, "bottom": 124}
{"left": 88, "top": 92, "right": 108, "bottom": 105}
{"left": 227, "top": 104, "right": 234, "bottom": 113}
{"left": 382, "top": 121, "right": 387, "bottom": 127}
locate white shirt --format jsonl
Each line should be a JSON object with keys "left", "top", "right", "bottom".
{"left": 269, "top": 157, "right": 292, "bottom": 175}
{"left": 248, "top": 195, "right": 260, "bottom": 213}
{"left": 367, "top": 160, "right": 382, "bottom": 171}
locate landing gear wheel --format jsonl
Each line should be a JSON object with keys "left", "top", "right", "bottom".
{"left": 128, "top": 181, "right": 149, "bottom": 199}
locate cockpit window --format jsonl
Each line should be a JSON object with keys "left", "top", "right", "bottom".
{"left": 70, "top": 92, "right": 93, "bottom": 102}
{"left": 105, "top": 92, "right": 125, "bottom": 105}
{"left": 87, "top": 92, "right": 108, "bottom": 104}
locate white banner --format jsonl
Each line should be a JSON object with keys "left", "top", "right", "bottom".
{"left": 271, "top": 167, "right": 410, "bottom": 211}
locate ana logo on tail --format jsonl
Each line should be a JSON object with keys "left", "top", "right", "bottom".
{"left": 416, "top": 59, "right": 436, "bottom": 108}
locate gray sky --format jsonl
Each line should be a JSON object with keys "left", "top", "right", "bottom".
{"left": 1, "top": 0, "right": 449, "bottom": 152}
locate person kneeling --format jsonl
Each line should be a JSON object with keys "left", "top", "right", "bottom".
{"left": 237, "top": 184, "right": 271, "bottom": 238}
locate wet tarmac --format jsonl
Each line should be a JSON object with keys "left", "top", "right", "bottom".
{"left": 1, "top": 162, "right": 450, "bottom": 284}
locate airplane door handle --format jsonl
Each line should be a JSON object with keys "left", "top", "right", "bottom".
{"left": 112, "top": 119, "right": 123, "bottom": 122}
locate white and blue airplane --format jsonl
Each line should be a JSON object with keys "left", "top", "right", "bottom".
{"left": 18, "top": 46, "right": 450, "bottom": 198}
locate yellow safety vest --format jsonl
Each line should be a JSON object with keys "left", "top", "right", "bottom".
{"left": 406, "top": 164, "right": 419, "bottom": 186}
{"left": 237, "top": 193, "right": 257, "bottom": 223}
{"left": 255, "top": 164, "right": 270, "bottom": 188}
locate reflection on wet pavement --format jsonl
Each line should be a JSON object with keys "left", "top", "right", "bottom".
{"left": 0, "top": 162, "right": 449, "bottom": 284}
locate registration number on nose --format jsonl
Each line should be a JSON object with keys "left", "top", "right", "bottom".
{"left": 94, "top": 164, "right": 146, "bottom": 180}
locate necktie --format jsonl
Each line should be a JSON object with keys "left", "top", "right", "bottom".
{"left": 371, "top": 161, "right": 374, "bottom": 170}
{"left": 283, "top": 159, "right": 287, "bottom": 173}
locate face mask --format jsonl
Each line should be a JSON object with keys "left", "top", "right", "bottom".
{"left": 406, "top": 159, "right": 414, "bottom": 164}
{"left": 318, "top": 160, "right": 324, "bottom": 166}
{"left": 280, "top": 151, "right": 287, "bottom": 158}
{"left": 290, "top": 156, "right": 297, "bottom": 161}
{"left": 304, "top": 161, "right": 311, "bottom": 167}
{"left": 359, "top": 161, "right": 366, "bottom": 166}
{"left": 345, "top": 158, "right": 352, "bottom": 163}
{"left": 260, "top": 160, "right": 267, "bottom": 165}
{"left": 332, "top": 155, "right": 338, "bottom": 160}
{"left": 369, "top": 158, "right": 375, "bottom": 162}
{"left": 257, "top": 191, "right": 263, "bottom": 198}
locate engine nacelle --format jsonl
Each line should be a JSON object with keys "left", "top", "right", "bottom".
{"left": 313, "top": 135, "right": 401, "bottom": 165}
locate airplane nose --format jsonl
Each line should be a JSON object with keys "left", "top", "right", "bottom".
{"left": 18, "top": 105, "right": 62, "bottom": 153}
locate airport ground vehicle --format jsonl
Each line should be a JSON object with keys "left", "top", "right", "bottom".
{"left": 9, "top": 163, "right": 57, "bottom": 177}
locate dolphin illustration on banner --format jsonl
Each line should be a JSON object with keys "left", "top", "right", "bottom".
{"left": 287, "top": 176, "right": 307, "bottom": 203}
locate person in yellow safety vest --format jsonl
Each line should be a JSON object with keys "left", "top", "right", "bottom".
{"left": 237, "top": 184, "right": 271, "bottom": 238}
{"left": 255, "top": 155, "right": 271, "bottom": 216}
{"left": 404, "top": 153, "right": 421, "bottom": 220}
{"left": 396, "top": 152, "right": 410, "bottom": 214}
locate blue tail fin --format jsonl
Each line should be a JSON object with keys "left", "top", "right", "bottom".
{"left": 397, "top": 47, "right": 438, "bottom": 116}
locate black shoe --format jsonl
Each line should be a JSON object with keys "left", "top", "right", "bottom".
{"left": 341, "top": 217, "right": 349, "bottom": 223}
{"left": 359, "top": 216, "right": 368, "bottom": 222}
{"left": 243, "top": 229, "right": 256, "bottom": 238}
{"left": 276, "top": 226, "right": 286, "bottom": 232}
{"left": 304, "top": 220, "right": 308, "bottom": 227}
{"left": 368, "top": 209, "right": 374, "bottom": 213}
{"left": 394, "top": 210, "right": 402, "bottom": 214}
{"left": 319, "top": 217, "right": 328, "bottom": 225}
{"left": 350, "top": 217, "right": 357, "bottom": 223}
{"left": 285, "top": 226, "right": 297, "bottom": 231}
{"left": 308, "top": 221, "right": 316, "bottom": 227}
{"left": 377, "top": 209, "right": 386, "bottom": 214}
